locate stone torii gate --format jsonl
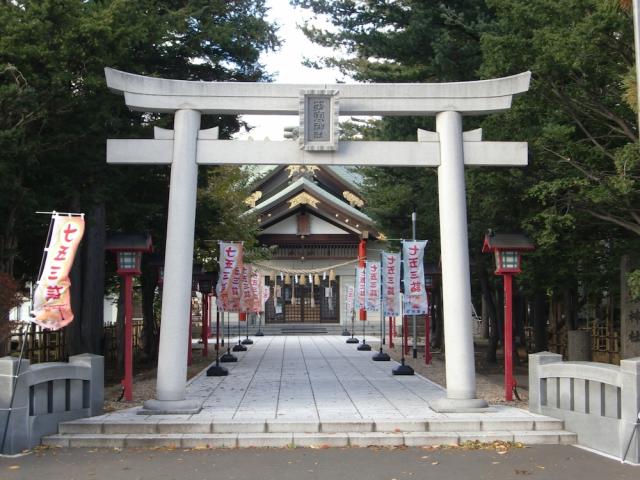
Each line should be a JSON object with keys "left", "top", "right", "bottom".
{"left": 105, "top": 68, "right": 531, "bottom": 414}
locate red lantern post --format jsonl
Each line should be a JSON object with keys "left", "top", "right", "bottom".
{"left": 358, "top": 237, "right": 367, "bottom": 322}
{"left": 482, "top": 231, "right": 534, "bottom": 401}
{"left": 106, "top": 234, "right": 152, "bottom": 402}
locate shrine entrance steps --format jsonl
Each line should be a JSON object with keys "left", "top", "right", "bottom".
{"left": 259, "top": 323, "right": 343, "bottom": 335}
{"left": 43, "top": 336, "right": 575, "bottom": 449}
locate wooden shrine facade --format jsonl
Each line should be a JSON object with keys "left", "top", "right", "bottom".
{"left": 245, "top": 164, "right": 382, "bottom": 324}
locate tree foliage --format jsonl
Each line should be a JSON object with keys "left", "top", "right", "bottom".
{"left": 0, "top": 0, "right": 279, "bottom": 355}
{"left": 0, "top": 0, "right": 279, "bottom": 279}
{"left": 294, "top": 0, "right": 640, "bottom": 352}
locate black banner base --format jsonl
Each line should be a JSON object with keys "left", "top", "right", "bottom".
{"left": 372, "top": 350, "right": 391, "bottom": 361}
{"left": 206, "top": 364, "right": 229, "bottom": 376}
{"left": 392, "top": 364, "right": 415, "bottom": 375}
{"left": 220, "top": 352, "right": 238, "bottom": 362}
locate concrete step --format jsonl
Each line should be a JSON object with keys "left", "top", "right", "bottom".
{"left": 43, "top": 430, "right": 576, "bottom": 449}
{"left": 57, "top": 417, "right": 565, "bottom": 435}
{"left": 46, "top": 416, "right": 575, "bottom": 449}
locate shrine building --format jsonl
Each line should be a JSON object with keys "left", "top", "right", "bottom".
{"left": 244, "top": 163, "right": 384, "bottom": 332}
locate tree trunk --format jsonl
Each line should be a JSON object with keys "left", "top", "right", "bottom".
{"left": 532, "top": 291, "right": 548, "bottom": 352}
{"left": 479, "top": 269, "right": 499, "bottom": 363}
{"left": 431, "top": 285, "right": 443, "bottom": 350}
{"left": 513, "top": 288, "right": 526, "bottom": 366}
{"left": 140, "top": 257, "right": 159, "bottom": 362}
{"left": 79, "top": 204, "right": 105, "bottom": 354}
{"left": 481, "top": 295, "right": 489, "bottom": 339}
{"left": 67, "top": 239, "right": 84, "bottom": 356}
{"left": 66, "top": 204, "right": 105, "bottom": 356}
{"left": 563, "top": 287, "right": 578, "bottom": 331}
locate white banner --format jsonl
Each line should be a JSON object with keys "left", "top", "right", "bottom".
{"left": 402, "top": 240, "right": 429, "bottom": 315}
{"left": 381, "top": 252, "right": 401, "bottom": 317}
{"left": 32, "top": 215, "right": 85, "bottom": 330}
{"left": 346, "top": 285, "right": 355, "bottom": 319}
{"left": 365, "top": 261, "right": 380, "bottom": 312}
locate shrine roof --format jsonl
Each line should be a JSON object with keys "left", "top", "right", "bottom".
{"left": 247, "top": 178, "right": 373, "bottom": 225}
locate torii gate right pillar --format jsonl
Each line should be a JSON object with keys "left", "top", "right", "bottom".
{"left": 430, "top": 111, "right": 487, "bottom": 411}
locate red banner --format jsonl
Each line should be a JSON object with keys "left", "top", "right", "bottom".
{"left": 33, "top": 215, "right": 85, "bottom": 330}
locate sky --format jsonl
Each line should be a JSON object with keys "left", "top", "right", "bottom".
{"left": 235, "top": 0, "right": 348, "bottom": 141}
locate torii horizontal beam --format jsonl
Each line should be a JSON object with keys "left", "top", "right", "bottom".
{"left": 107, "top": 139, "right": 527, "bottom": 167}
{"left": 105, "top": 68, "right": 531, "bottom": 116}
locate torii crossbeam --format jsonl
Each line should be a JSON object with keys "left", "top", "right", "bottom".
{"left": 105, "top": 68, "right": 531, "bottom": 414}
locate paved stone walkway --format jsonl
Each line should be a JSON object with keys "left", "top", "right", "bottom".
{"left": 48, "top": 336, "right": 573, "bottom": 448}
{"left": 96, "top": 336, "right": 543, "bottom": 423}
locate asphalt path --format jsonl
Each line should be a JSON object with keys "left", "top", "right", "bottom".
{"left": 0, "top": 445, "right": 636, "bottom": 480}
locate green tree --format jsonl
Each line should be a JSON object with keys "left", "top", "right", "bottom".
{"left": 294, "top": 0, "right": 640, "bottom": 359}
{"left": 0, "top": 0, "right": 279, "bottom": 355}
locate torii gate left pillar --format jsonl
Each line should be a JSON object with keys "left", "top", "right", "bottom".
{"left": 105, "top": 68, "right": 530, "bottom": 414}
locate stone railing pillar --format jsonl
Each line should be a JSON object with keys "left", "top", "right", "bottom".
{"left": 528, "top": 352, "right": 562, "bottom": 414}
{"left": 0, "top": 357, "right": 30, "bottom": 454}
{"left": 69, "top": 353, "right": 104, "bottom": 416}
{"left": 620, "top": 357, "right": 640, "bottom": 463}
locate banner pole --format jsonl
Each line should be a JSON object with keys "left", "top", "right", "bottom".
{"left": 219, "top": 311, "right": 237, "bottom": 362}
{"left": 206, "top": 304, "right": 228, "bottom": 376}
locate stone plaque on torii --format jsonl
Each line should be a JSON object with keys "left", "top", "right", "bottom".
{"left": 105, "top": 67, "right": 531, "bottom": 414}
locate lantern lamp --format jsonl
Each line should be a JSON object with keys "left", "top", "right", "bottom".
{"left": 482, "top": 231, "right": 534, "bottom": 275}
{"left": 116, "top": 251, "right": 142, "bottom": 275}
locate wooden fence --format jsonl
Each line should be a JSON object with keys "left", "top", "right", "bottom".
{"left": 5, "top": 320, "right": 146, "bottom": 374}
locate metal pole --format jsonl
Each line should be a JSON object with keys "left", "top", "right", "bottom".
{"left": 201, "top": 293, "right": 208, "bottom": 358}
{"left": 392, "top": 294, "right": 414, "bottom": 375}
{"left": 411, "top": 211, "right": 418, "bottom": 359}
{"left": 123, "top": 274, "right": 133, "bottom": 401}
{"left": 504, "top": 273, "right": 514, "bottom": 401}
{"left": 206, "top": 304, "right": 228, "bottom": 376}
{"left": 220, "top": 311, "right": 237, "bottom": 362}
{"left": 233, "top": 313, "right": 247, "bottom": 352}
{"left": 372, "top": 281, "right": 390, "bottom": 360}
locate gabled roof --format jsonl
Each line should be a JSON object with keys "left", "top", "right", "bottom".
{"left": 244, "top": 177, "right": 379, "bottom": 237}
{"left": 482, "top": 232, "right": 535, "bottom": 253}
{"left": 249, "top": 165, "right": 362, "bottom": 194}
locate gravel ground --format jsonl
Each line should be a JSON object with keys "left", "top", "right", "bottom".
{"left": 382, "top": 341, "right": 529, "bottom": 409}
{"left": 104, "top": 337, "right": 529, "bottom": 412}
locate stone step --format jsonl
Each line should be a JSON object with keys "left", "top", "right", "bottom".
{"left": 58, "top": 417, "right": 565, "bottom": 435}
{"left": 43, "top": 429, "right": 577, "bottom": 449}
